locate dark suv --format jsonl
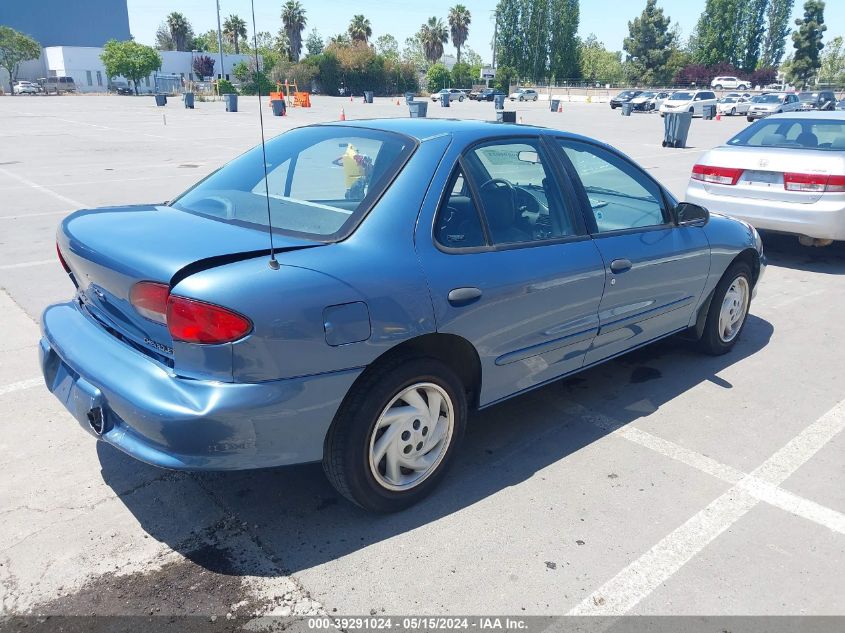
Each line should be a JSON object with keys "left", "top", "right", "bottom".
{"left": 609, "top": 90, "right": 642, "bottom": 109}
{"left": 798, "top": 91, "right": 837, "bottom": 111}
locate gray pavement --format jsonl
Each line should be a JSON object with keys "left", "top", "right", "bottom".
{"left": 0, "top": 94, "right": 843, "bottom": 620}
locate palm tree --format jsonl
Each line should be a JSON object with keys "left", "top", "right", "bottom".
{"left": 348, "top": 15, "right": 372, "bottom": 44}
{"left": 419, "top": 17, "right": 449, "bottom": 64}
{"left": 447, "top": 5, "right": 471, "bottom": 65}
{"left": 165, "top": 12, "right": 193, "bottom": 51}
{"left": 282, "top": 0, "right": 307, "bottom": 61}
{"left": 223, "top": 14, "right": 247, "bottom": 54}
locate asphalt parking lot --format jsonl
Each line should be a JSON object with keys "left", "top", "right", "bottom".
{"left": 1, "top": 94, "right": 843, "bottom": 621}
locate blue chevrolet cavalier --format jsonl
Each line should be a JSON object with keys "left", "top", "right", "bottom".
{"left": 41, "top": 119, "right": 764, "bottom": 512}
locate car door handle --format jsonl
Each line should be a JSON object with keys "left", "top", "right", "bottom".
{"left": 610, "top": 258, "right": 633, "bottom": 274}
{"left": 448, "top": 287, "right": 482, "bottom": 307}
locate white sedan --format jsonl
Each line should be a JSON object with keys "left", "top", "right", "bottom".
{"left": 717, "top": 96, "right": 751, "bottom": 116}
{"left": 685, "top": 112, "right": 845, "bottom": 246}
{"left": 12, "top": 81, "right": 41, "bottom": 95}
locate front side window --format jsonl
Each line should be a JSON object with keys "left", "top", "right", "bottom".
{"left": 462, "top": 140, "right": 576, "bottom": 245}
{"left": 558, "top": 140, "right": 667, "bottom": 233}
{"left": 171, "top": 126, "right": 415, "bottom": 240}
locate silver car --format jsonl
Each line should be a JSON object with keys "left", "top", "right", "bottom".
{"left": 746, "top": 92, "right": 801, "bottom": 122}
{"left": 685, "top": 112, "right": 845, "bottom": 246}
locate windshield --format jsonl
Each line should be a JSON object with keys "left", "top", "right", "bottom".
{"left": 616, "top": 91, "right": 635, "bottom": 98}
{"left": 798, "top": 93, "right": 817, "bottom": 101}
{"left": 171, "top": 126, "right": 415, "bottom": 241}
{"left": 758, "top": 94, "right": 783, "bottom": 103}
{"left": 720, "top": 97, "right": 737, "bottom": 103}
{"left": 670, "top": 92, "right": 693, "bottom": 100}
{"left": 639, "top": 92, "right": 655, "bottom": 98}
{"left": 727, "top": 118, "right": 845, "bottom": 151}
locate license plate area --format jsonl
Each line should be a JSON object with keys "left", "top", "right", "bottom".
{"left": 40, "top": 340, "right": 107, "bottom": 436}
{"left": 742, "top": 170, "right": 782, "bottom": 187}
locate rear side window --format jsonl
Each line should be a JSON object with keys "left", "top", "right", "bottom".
{"left": 434, "top": 167, "right": 486, "bottom": 249}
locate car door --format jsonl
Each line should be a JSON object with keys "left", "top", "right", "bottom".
{"left": 416, "top": 136, "right": 606, "bottom": 406}
{"left": 554, "top": 138, "right": 711, "bottom": 366}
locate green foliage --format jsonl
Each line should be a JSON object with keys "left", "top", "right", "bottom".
{"left": 818, "top": 35, "right": 845, "bottom": 86}
{"left": 788, "top": 0, "right": 826, "bottom": 87}
{"left": 216, "top": 78, "right": 237, "bottom": 94}
{"left": 495, "top": 0, "right": 524, "bottom": 77}
{"left": 316, "top": 50, "right": 342, "bottom": 94}
{"left": 580, "top": 35, "right": 624, "bottom": 85}
{"left": 419, "top": 17, "right": 449, "bottom": 64}
{"left": 691, "top": 0, "right": 745, "bottom": 67}
{"left": 193, "top": 29, "right": 233, "bottom": 54}
{"left": 0, "top": 26, "right": 41, "bottom": 95}
{"left": 348, "top": 15, "right": 372, "bottom": 44}
{"left": 237, "top": 69, "right": 275, "bottom": 95}
{"left": 448, "top": 4, "right": 472, "bottom": 64}
{"left": 426, "top": 63, "right": 451, "bottom": 92}
{"left": 100, "top": 39, "right": 162, "bottom": 95}
{"left": 462, "top": 46, "right": 483, "bottom": 68}
{"left": 282, "top": 0, "right": 307, "bottom": 61}
{"left": 623, "top": 0, "right": 675, "bottom": 84}
{"left": 450, "top": 62, "right": 473, "bottom": 88}
{"left": 402, "top": 36, "right": 428, "bottom": 72}
{"left": 493, "top": 65, "right": 516, "bottom": 92}
{"left": 737, "top": 0, "right": 768, "bottom": 71}
{"left": 376, "top": 35, "right": 399, "bottom": 61}
{"left": 761, "top": 0, "right": 795, "bottom": 67}
{"left": 305, "top": 28, "right": 324, "bottom": 56}
{"left": 222, "top": 14, "right": 247, "bottom": 55}
{"left": 549, "top": 0, "right": 580, "bottom": 82}
{"left": 161, "top": 12, "right": 193, "bottom": 51}
{"left": 232, "top": 60, "right": 250, "bottom": 82}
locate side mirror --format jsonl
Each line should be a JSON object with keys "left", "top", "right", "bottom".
{"left": 675, "top": 202, "right": 709, "bottom": 226}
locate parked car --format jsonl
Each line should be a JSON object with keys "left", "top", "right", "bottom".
{"left": 609, "top": 90, "right": 642, "bottom": 109}
{"left": 12, "top": 80, "right": 41, "bottom": 95}
{"left": 431, "top": 88, "right": 465, "bottom": 102}
{"left": 38, "top": 76, "right": 77, "bottom": 94}
{"left": 711, "top": 76, "right": 749, "bottom": 91}
{"left": 41, "top": 119, "right": 765, "bottom": 512}
{"left": 685, "top": 111, "right": 845, "bottom": 247}
{"left": 468, "top": 89, "right": 482, "bottom": 100}
{"left": 838, "top": 99, "right": 845, "bottom": 111}
{"left": 108, "top": 81, "right": 133, "bottom": 95}
{"left": 509, "top": 88, "right": 538, "bottom": 102}
{"left": 797, "top": 91, "right": 837, "bottom": 111}
{"left": 629, "top": 90, "right": 671, "bottom": 111}
{"left": 659, "top": 90, "right": 718, "bottom": 117}
{"left": 717, "top": 96, "right": 751, "bottom": 116}
{"left": 746, "top": 92, "right": 801, "bottom": 121}
{"left": 476, "top": 88, "right": 505, "bottom": 102}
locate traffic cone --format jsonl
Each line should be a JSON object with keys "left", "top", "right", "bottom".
{"left": 340, "top": 107, "right": 346, "bottom": 121}
{"left": 349, "top": 95, "right": 353, "bottom": 102}
{"left": 716, "top": 112, "right": 721, "bottom": 121}
{"left": 519, "top": 116, "right": 523, "bottom": 124}
{"left": 396, "top": 98, "right": 400, "bottom": 106}
{"left": 558, "top": 102, "right": 563, "bottom": 113}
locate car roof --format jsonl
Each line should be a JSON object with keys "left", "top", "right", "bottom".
{"left": 766, "top": 111, "right": 845, "bottom": 121}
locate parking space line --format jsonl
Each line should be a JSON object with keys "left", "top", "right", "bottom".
{"left": 0, "top": 210, "right": 69, "bottom": 220}
{"left": 0, "top": 377, "right": 43, "bottom": 397}
{"left": 0, "top": 259, "right": 54, "bottom": 270}
{"left": 569, "top": 397, "right": 845, "bottom": 615}
{"left": 0, "top": 167, "right": 86, "bottom": 209}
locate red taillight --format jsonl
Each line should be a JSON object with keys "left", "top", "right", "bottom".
{"left": 56, "top": 242, "right": 71, "bottom": 273}
{"left": 691, "top": 164, "right": 744, "bottom": 186}
{"left": 783, "top": 172, "right": 845, "bottom": 193}
{"left": 166, "top": 295, "right": 252, "bottom": 344}
{"left": 129, "top": 281, "right": 170, "bottom": 324}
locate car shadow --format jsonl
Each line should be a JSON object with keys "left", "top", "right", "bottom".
{"left": 761, "top": 231, "right": 845, "bottom": 274}
{"left": 97, "top": 315, "right": 773, "bottom": 577}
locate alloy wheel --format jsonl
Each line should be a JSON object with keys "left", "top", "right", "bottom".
{"left": 718, "top": 276, "right": 749, "bottom": 343}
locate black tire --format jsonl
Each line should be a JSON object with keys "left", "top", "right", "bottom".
{"left": 747, "top": 116, "right": 754, "bottom": 122}
{"left": 730, "top": 107, "right": 736, "bottom": 115}
{"left": 323, "top": 355, "right": 467, "bottom": 513}
{"left": 610, "top": 104, "right": 617, "bottom": 109}
{"left": 699, "top": 261, "right": 753, "bottom": 356}
{"left": 714, "top": 84, "right": 722, "bottom": 90}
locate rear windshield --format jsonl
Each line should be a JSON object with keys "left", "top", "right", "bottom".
{"left": 758, "top": 94, "right": 783, "bottom": 103}
{"left": 726, "top": 118, "right": 845, "bottom": 151}
{"left": 670, "top": 92, "right": 693, "bottom": 100}
{"left": 171, "top": 126, "right": 415, "bottom": 241}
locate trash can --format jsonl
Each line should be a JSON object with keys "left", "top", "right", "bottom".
{"left": 550, "top": 98, "right": 561, "bottom": 112}
{"left": 270, "top": 99, "right": 286, "bottom": 116}
{"left": 364, "top": 90, "right": 374, "bottom": 103}
{"left": 494, "top": 94, "right": 506, "bottom": 110}
{"left": 183, "top": 92, "right": 194, "bottom": 109}
{"left": 440, "top": 92, "right": 450, "bottom": 107}
{"left": 497, "top": 110, "right": 517, "bottom": 123}
{"left": 154, "top": 94, "right": 167, "bottom": 107}
{"left": 702, "top": 104, "right": 716, "bottom": 120}
{"left": 404, "top": 92, "right": 415, "bottom": 105}
{"left": 662, "top": 111, "right": 693, "bottom": 148}
{"left": 621, "top": 102, "right": 633, "bottom": 116}
{"left": 223, "top": 93, "right": 238, "bottom": 112}
{"left": 408, "top": 101, "right": 428, "bottom": 118}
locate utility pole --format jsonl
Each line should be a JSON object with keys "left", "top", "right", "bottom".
{"left": 216, "top": 0, "right": 226, "bottom": 81}
{"left": 491, "top": 9, "right": 498, "bottom": 69}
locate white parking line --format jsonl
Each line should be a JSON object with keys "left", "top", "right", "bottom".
{"left": 0, "top": 259, "right": 54, "bottom": 270}
{"left": 569, "top": 398, "right": 845, "bottom": 615}
{"left": 0, "top": 210, "right": 69, "bottom": 220}
{"left": 0, "top": 167, "right": 86, "bottom": 209}
{"left": 0, "top": 377, "right": 43, "bottom": 397}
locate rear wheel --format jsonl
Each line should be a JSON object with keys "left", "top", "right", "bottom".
{"left": 699, "top": 261, "right": 752, "bottom": 355}
{"left": 747, "top": 116, "right": 754, "bottom": 122}
{"left": 730, "top": 107, "right": 736, "bottom": 115}
{"left": 323, "top": 356, "right": 467, "bottom": 512}
{"left": 714, "top": 84, "right": 723, "bottom": 90}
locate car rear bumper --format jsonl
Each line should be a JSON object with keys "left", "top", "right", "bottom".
{"left": 39, "top": 301, "right": 362, "bottom": 471}
{"left": 687, "top": 181, "right": 845, "bottom": 241}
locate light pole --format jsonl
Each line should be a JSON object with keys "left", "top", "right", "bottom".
{"left": 216, "top": 0, "right": 225, "bottom": 83}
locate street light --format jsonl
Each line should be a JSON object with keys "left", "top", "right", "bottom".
{"left": 216, "top": 0, "right": 225, "bottom": 84}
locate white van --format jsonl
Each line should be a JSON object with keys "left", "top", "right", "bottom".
{"left": 659, "top": 90, "right": 718, "bottom": 117}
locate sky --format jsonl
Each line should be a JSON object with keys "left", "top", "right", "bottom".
{"left": 127, "top": 0, "right": 844, "bottom": 63}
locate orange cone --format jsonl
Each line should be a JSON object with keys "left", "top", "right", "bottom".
{"left": 396, "top": 99, "right": 400, "bottom": 106}
{"left": 558, "top": 102, "right": 563, "bottom": 112}
{"left": 349, "top": 95, "right": 353, "bottom": 102}
{"left": 340, "top": 107, "right": 346, "bottom": 121}
{"left": 716, "top": 112, "right": 721, "bottom": 121}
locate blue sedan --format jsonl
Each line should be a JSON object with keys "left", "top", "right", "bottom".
{"left": 41, "top": 119, "right": 765, "bottom": 512}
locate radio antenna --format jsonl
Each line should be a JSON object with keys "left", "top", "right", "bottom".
{"left": 250, "top": 0, "right": 280, "bottom": 270}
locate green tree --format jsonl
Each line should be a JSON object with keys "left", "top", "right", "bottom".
{"left": 425, "top": 62, "right": 451, "bottom": 92}
{"left": 402, "top": 35, "right": 428, "bottom": 72}
{"left": 493, "top": 64, "right": 516, "bottom": 92}
{"left": 282, "top": 0, "right": 307, "bottom": 61}
{"left": 166, "top": 12, "right": 193, "bottom": 51}
{"left": 223, "top": 14, "right": 247, "bottom": 54}
{"left": 462, "top": 46, "right": 483, "bottom": 67}
{"left": 376, "top": 34, "right": 400, "bottom": 61}
{"left": 348, "top": 15, "right": 372, "bottom": 44}
{"left": 691, "top": 0, "right": 744, "bottom": 66}
{"left": 623, "top": 0, "right": 675, "bottom": 85}
{"left": 494, "top": 0, "right": 523, "bottom": 73}
{"left": 579, "top": 35, "right": 624, "bottom": 84}
{"left": 451, "top": 61, "right": 473, "bottom": 87}
{"left": 549, "top": 0, "right": 580, "bottom": 83}
{"left": 0, "top": 27, "right": 40, "bottom": 96}
{"left": 448, "top": 4, "right": 472, "bottom": 65}
{"left": 761, "top": 0, "right": 795, "bottom": 67}
{"left": 305, "top": 28, "right": 324, "bottom": 56}
{"left": 419, "top": 17, "right": 449, "bottom": 64}
{"left": 523, "top": 0, "right": 551, "bottom": 83}
{"left": 737, "top": 0, "right": 768, "bottom": 71}
{"left": 100, "top": 39, "right": 162, "bottom": 95}
{"left": 788, "top": 0, "right": 826, "bottom": 87}
{"left": 192, "top": 29, "right": 233, "bottom": 54}
{"left": 818, "top": 35, "right": 844, "bottom": 85}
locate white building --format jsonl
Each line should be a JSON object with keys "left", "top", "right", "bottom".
{"left": 14, "top": 46, "right": 254, "bottom": 93}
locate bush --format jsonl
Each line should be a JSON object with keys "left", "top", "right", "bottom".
{"left": 451, "top": 62, "right": 473, "bottom": 89}
{"left": 749, "top": 66, "right": 777, "bottom": 87}
{"left": 426, "top": 63, "right": 451, "bottom": 93}
{"left": 493, "top": 65, "right": 516, "bottom": 93}
{"left": 216, "top": 78, "right": 237, "bottom": 94}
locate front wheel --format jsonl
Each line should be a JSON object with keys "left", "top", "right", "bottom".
{"left": 714, "top": 84, "right": 723, "bottom": 90}
{"left": 747, "top": 116, "right": 754, "bottom": 122}
{"left": 699, "top": 261, "right": 752, "bottom": 355}
{"left": 323, "top": 356, "right": 467, "bottom": 512}
{"left": 459, "top": 96, "right": 464, "bottom": 102}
